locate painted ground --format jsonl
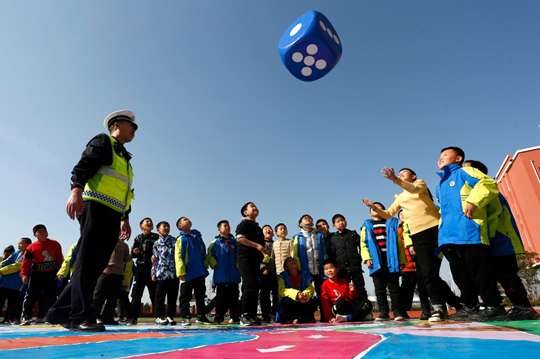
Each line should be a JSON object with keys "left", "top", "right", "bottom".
{"left": 1, "top": 319, "right": 539, "bottom": 358}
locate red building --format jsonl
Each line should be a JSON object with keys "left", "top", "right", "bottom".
{"left": 495, "top": 145, "right": 540, "bottom": 258}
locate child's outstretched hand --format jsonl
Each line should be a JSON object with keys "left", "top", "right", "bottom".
{"left": 362, "top": 198, "right": 374, "bottom": 208}
{"left": 366, "top": 259, "right": 373, "bottom": 269}
{"left": 381, "top": 167, "right": 397, "bottom": 182}
{"left": 349, "top": 282, "right": 356, "bottom": 292}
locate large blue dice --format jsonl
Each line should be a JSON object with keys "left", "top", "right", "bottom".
{"left": 278, "top": 11, "right": 342, "bottom": 82}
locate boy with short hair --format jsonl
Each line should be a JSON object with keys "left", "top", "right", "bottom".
{"left": 437, "top": 146, "right": 506, "bottom": 321}
{"left": 207, "top": 220, "right": 241, "bottom": 324}
{"left": 259, "top": 225, "right": 279, "bottom": 322}
{"left": 152, "top": 221, "right": 179, "bottom": 326}
{"left": 235, "top": 202, "right": 268, "bottom": 326}
{"left": 21, "top": 225, "right": 63, "bottom": 325}
{"left": 360, "top": 204, "right": 407, "bottom": 321}
{"left": 330, "top": 214, "right": 369, "bottom": 307}
{"left": 273, "top": 223, "right": 293, "bottom": 275}
{"left": 175, "top": 217, "right": 209, "bottom": 326}
{"left": 321, "top": 259, "right": 373, "bottom": 323}
{"left": 276, "top": 257, "right": 317, "bottom": 324}
{"left": 128, "top": 217, "right": 159, "bottom": 325}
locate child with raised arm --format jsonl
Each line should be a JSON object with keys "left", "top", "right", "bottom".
{"left": 363, "top": 167, "right": 473, "bottom": 322}
{"left": 360, "top": 203, "right": 406, "bottom": 321}
{"left": 276, "top": 257, "right": 317, "bottom": 324}
{"left": 321, "top": 259, "right": 372, "bottom": 323}
{"left": 175, "top": 217, "right": 210, "bottom": 326}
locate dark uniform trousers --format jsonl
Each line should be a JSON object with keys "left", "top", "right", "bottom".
{"left": 47, "top": 201, "right": 122, "bottom": 327}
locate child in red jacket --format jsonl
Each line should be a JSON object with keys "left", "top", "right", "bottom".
{"left": 321, "top": 259, "right": 372, "bottom": 322}
{"left": 21, "top": 224, "right": 63, "bottom": 325}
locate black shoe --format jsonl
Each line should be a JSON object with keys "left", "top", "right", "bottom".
{"left": 240, "top": 314, "right": 255, "bottom": 326}
{"left": 250, "top": 314, "right": 262, "bottom": 325}
{"left": 428, "top": 309, "right": 445, "bottom": 322}
{"left": 261, "top": 315, "right": 272, "bottom": 323}
{"left": 420, "top": 303, "right": 431, "bottom": 320}
{"left": 196, "top": 316, "right": 211, "bottom": 324}
{"left": 375, "top": 312, "right": 390, "bottom": 321}
{"left": 127, "top": 318, "right": 137, "bottom": 326}
{"left": 70, "top": 321, "right": 106, "bottom": 332}
{"left": 449, "top": 306, "right": 476, "bottom": 321}
{"left": 470, "top": 306, "right": 508, "bottom": 322}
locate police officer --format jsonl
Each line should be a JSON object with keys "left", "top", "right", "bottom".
{"left": 46, "top": 110, "right": 137, "bottom": 332}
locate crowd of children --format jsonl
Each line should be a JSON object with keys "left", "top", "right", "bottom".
{"left": 1, "top": 146, "right": 539, "bottom": 328}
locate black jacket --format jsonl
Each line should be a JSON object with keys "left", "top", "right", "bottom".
{"left": 330, "top": 229, "right": 363, "bottom": 273}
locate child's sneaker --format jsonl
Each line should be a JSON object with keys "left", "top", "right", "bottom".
{"left": 33, "top": 318, "right": 45, "bottom": 324}
{"left": 420, "top": 303, "right": 431, "bottom": 320}
{"left": 335, "top": 314, "right": 349, "bottom": 323}
{"left": 20, "top": 318, "right": 32, "bottom": 326}
{"left": 508, "top": 306, "right": 540, "bottom": 321}
{"left": 240, "top": 314, "right": 256, "bottom": 326}
{"left": 470, "top": 306, "right": 507, "bottom": 322}
{"left": 375, "top": 312, "right": 390, "bottom": 321}
{"left": 127, "top": 318, "right": 137, "bottom": 326}
{"left": 449, "top": 306, "right": 475, "bottom": 321}
{"left": 167, "top": 317, "right": 177, "bottom": 326}
{"left": 428, "top": 309, "right": 445, "bottom": 322}
{"left": 261, "top": 315, "right": 272, "bottom": 323}
{"left": 250, "top": 314, "right": 262, "bottom": 325}
{"left": 156, "top": 317, "right": 168, "bottom": 325}
{"left": 393, "top": 311, "right": 406, "bottom": 321}
{"left": 196, "top": 316, "right": 211, "bottom": 324}
{"left": 181, "top": 317, "right": 191, "bottom": 326}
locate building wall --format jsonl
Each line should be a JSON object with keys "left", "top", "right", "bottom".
{"left": 496, "top": 147, "right": 540, "bottom": 255}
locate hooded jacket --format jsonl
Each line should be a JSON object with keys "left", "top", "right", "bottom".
{"left": 175, "top": 229, "right": 208, "bottom": 282}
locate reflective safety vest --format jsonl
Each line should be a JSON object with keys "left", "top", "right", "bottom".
{"left": 82, "top": 135, "right": 134, "bottom": 214}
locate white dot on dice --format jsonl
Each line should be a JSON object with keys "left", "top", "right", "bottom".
{"left": 290, "top": 23, "right": 302, "bottom": 36}
{"left": 292, "top": 52, "right": 303, "bottom": 62}
{"left": 301, "top": 67, "right": 312, "bottom": 76}
{"left": 327, "top": 28, "right": 333, "bottom": 37}
{"left": 304, "top": 56, "right": 315, "bottom": 66}
{"left": 334, "top": 35, "right": 340, "bottom": 45}
{"left": 319, "top": 21, "right": 327, "bottom": 31}
{"left": 306, "top": 44, "right": 318, "bottom": 55}
{"left": 315, "top": 59, "right": 327, "bottom": 70}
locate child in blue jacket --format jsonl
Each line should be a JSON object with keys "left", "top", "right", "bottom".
{"left": 360, "top": 202, "right": 406, "bottom": 321}
{"left": 436, "top": 147, "right": 505, "bottom": 322}
{"left": 175, "top": 217, "right": 209, "bottom": 326}
{"left": 0, "top": 238, "right": 32, "bottom": 324}
{"left": 276, "top": 257, "right": 317, "bottom": 324}
{"left": 207, "top": 220, "right": 241, "bottom": 324}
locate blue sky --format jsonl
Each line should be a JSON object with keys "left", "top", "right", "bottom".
{"left": 0, "top": 1, "right": 538, "bottom": 296}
